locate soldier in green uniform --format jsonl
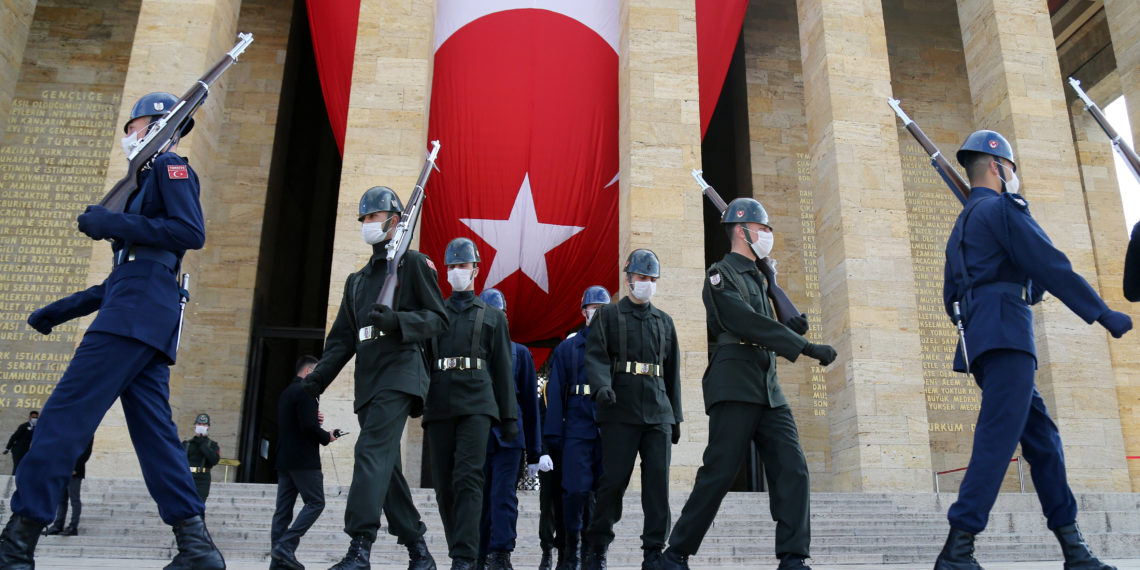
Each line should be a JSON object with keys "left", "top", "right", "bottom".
{"left": 183, "top": 413, "right": 220, "bottom": 502}
{"left": 302, "top": 186, "right": 447, "bottom": 570}
{"left": 662, "top": 198, "right": 836, "bottom": 570}
{"left": 581, "top": 249, "right": 682, "bottom": 570}
{"left": 425, "top": 237, "right": 516, "bottom": 570}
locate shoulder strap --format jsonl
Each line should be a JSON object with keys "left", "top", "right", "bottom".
{"left": 954, "top": 198, "right": 988, "bottom": 303}
{"left": 617, "top": 304, "right": 628, "bottom": 364}
{"left": 655, "top": 312, "right": 666, "bottom": 367}
{"left": 471, "top": 303, "right": 487, "bottom": 357}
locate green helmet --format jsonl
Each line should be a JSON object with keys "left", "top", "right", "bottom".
{"left": 956, "top": 130, "right": 1016, "bottom": 171}
{"left": 624, "top": 249, "right": 660, "bottom": 278}
{"left": 445, "top": 237, "right": 481, "bottom": 265}
{"left": 721, "top": 197, "right": 770, "bottom": 228}
{"left": 358, "top": 186, "right": 404, "bottom": 221}
{"left": 195, "top": 413, "right": 210, "bottom": 425}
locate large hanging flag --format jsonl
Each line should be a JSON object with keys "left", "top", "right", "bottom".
{"left": 423, "top": 0, "right": 620, "bottom": 361}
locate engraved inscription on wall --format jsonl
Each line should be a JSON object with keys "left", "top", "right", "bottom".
{"left": 0, "top": 91, "right": 118, "bottom": 413}
{"left": 796, "top": 153, "right": 828, "bottom": 416}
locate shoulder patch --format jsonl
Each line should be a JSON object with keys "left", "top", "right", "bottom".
{"left": 166, "top": 164, "right": 188, "bottom": 179}
{"left": 1003, "top": 192, "right": 1029, "bottom": 211}
{"left": 709, "top": 271, "right": 722, "bottom": 286}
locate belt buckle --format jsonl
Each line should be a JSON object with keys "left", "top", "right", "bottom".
{"left": 444, "top": 357, "right": 457, "bottom": 370}
{"left": 634, "top": 363, "right": 651, "bottom": 375}
{"left": 358, "top": 326, "right": 374, "bottom": 342}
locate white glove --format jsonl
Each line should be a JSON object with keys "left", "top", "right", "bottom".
{"left": 538, "top": 454, "right": 554, "bottom": 472}
{"left": 527, "top": 464, "right": 539, "bottom": 478}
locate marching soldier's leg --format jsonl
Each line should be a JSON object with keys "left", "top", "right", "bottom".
{"left": 344, "top": 391, "right": 412, "bottom": 542}
{"left": 584, "top": 423, "right": 640, "bottom": 551}
{"left": 668, "top": 402, "right": 757, "bottom": 557}
{"left": 451, "top": 414, "right": 492, "bottom": 562}
{"left": 1018, "top": 388, "right": 1077, "bottom": 529}
{"left": 639, "top": 424, "right": 672, "bottom": 554}
{"left": 426, "top": 419, "right": 459, "bottom": 553}
{"left": 754, "top": 404, "right": 811, "bottom": 560}
{"left": 382, "top": 455, "right": 436, "bottom": 570}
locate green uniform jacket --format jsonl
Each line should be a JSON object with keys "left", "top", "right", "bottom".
{"left": 424, "top": 292, "right": 516, "bottom": 425}
{"left": 306, "top": 245, "right": 449, "bottom": 414}
{"left": 586, "top": 296, "right": 682, "bottom": 426}
{"left": 183, "top": 435, "right": 220, "bottom": 469}
{"left": 703, "top": 252, "right": 808, "bottom": 411}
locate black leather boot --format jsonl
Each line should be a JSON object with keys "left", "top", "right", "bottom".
{"left": 0, "top": 515, "right": 44, "bottom": 569}
{"left": 776, "top": 554, "right": 812, "bottom": 570}
{"left": 486, "top": 551, "right": 512, "bottom": 570}
{"left": 641, "top": 548, "right": 663, "bottom": 570}
{"left": 661, "top": 550, "right": 689, "bottom": 570}
{"left": 539, "top": 547, "right": 553, "bottom": 570}
{"left": 330, "top": 536, "right": 372, "bottom": 570}
{"left": 557, "top": 531, "right": 579, "bottom": 570}
{"left": 934, "top": 528, "right": 983, "bottom": 570}
{"left": 451, "top": 558, "right": 478, "bottom": 570}
{"left": 163, "top": 515, "right": 225, "bottom": 570}
{"left": 270, "top": 541, "right": 304, "bottom": 570}
{"left": 1054, "top": 523, "right": 1116, "bottom": 570}
{"left": 407, "top": 536, "right": 437, "bottom": 570}
{"left": 580, "top": 541, "right": 606, "bottom": 570}
{"left": 60, "top": 525, "right": 77, "bottom": 537}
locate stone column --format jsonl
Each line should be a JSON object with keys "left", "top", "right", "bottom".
{"left": 327, "top": 0, "right": 436, "bottom": 485}
{"left": 1104, "top": 0, "right": 1140, "bottom": 148}
{"left": 795, "top": 0, "right": 933, "bottom": 491}
{"left": 0, "top": 0, "right": 36, "bottom": 138}
{"left": 619, "top": 0, "right": 706, "bottom": 488}
{"left": 86, "top": 0, "right": 243, "bottom": 478}
{"left": 957, "top": 0, "right": 1129, "bottom": 491}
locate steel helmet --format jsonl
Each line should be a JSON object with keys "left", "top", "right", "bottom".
{"left": 194, "top": 413, "right": 210, "bottom": 425}
{"left": 581, "top": 286, "right": 611, "bottom": 308}
{"left": 721, "top": 197, "right": 770, "bottom": 228}
{"left": 956, "top": 130, "right": 1016, "bottom": 171}
{"left": 358, "top": 186, "right": 404, "bottom": 221}
{"left": 479, "top": 288, "right": 506, "bottom": 311}
{"left": 624, "top": 249, "right": 660, "bottom": 278}
{"left": 124, "top": 92, "right": 194, "bottom": 136}
{"left": 444, "top": 237, "right": 481, "bottom": 265}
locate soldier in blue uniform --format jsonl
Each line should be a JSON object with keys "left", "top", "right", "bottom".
{"left": 935, "top": 130, "right": 1131, "bottom": 570}
{"left": 0, "top": 92, "right": 224, "bottom": 569}
{"left": 537, "top": 379, "right": 566, "bottom": 570}
{"left": 476, "top": 288, "right": 544, "bottom": 570}
{"left": 544, "top": 285, "right": 611, "bottom": 570}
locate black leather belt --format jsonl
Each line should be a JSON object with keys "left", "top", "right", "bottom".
{"left": 114, "top": 245, "right": 178, "bottom": 271}
{"left": 435, "top": 357, "right": 485, "bottom": 371}
{"left": 614, "top": 361, "right": 662, "bottom": 376}
{"left": 715, "top": 333, "right": 759, "bottom": 347}
{"left": 190, "top": 466, "right": 209, "bottom": 474}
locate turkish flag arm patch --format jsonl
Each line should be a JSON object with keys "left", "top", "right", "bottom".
{"left": 167, "top": 164, "right": 189, "bottom": 179}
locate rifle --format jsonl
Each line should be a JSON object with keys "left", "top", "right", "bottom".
{"left": 376, "top": 140, "right": 442, "bottom": 307}
{"left": 99, "top": 33, "right": 255, "bottom": 212}
{"left": 1068, "top": 77, "right": 1140, "bottom": 184}
{"left": 888, "top": 98, "right": 970, "bottom": 205}
{"left": 691, "top": 169, "right": 806, "bottom": 330}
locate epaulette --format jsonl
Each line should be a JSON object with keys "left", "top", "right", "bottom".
{"left": 1002, "top": 192, "right": 1029, "bottom": 211}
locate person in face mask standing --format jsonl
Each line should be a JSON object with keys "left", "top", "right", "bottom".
{"left": 580, "top": 250, "right": 683, "bottom": 570}
{"left": 662, "top": 198, "right": 835, "bottom": 570}
{"left": 301, "top": 186, "right": 447, "bottom": 570}
{"left": 4, "top": 411, "right": 38, "bottom": 475}
{"left": 544, "top": 286, "right": 610, "bottom": 570}
{"left": 183, "top": 413, "right": 220, "bottom": 501}
{"left": 932, "top": 131, "right": 1129, "bottom": 570}
{"left": 424, "top": 238, "right": 516, "bottom": 570}
{"left": 1, "top": 91, "right": 223, "bottom": 570}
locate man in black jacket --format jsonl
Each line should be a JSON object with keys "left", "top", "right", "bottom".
{"left": 43, "top": 438, "right": 93, "bottom": 537}
{"left": 271, "top": 356, "right": 338, "bottom": 570}
{"left": 4, "top": 411, "right": 38, "bottom": 474}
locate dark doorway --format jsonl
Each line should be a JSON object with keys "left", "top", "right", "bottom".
{"left": 238, "top": 0, "right": 341, "bottom": 483}
{"left": 700, "top": 35, "right": 766, "bottom": 493}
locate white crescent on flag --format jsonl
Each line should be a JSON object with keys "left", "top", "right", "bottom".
{"left": 434, "top": 0, "right": 620, "bottom": 54}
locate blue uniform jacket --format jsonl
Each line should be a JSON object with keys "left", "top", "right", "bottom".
{"left": 488, "top": 341, "right": 541, "bottom": 463}
{"left": 34, "top": 153, "right": 205, "bottom": 362}
{"left": 942, "top": 187, "right": 1108, "bottom": 371}
{"left": 543, "top": 328, "right": 598, "bottom": 448}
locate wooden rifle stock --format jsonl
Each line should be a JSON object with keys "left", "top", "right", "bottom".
{"left": 1069, "top": 77, "right": 1140, "bottom": 184}
{"left": 377, "top": 140, "right": 441, "bottom": 307}
{"left": 99, "top": 33, "right": 254, "bottom": 212}
{"left": 888, "top": 98, "right": 970, "bottom": 205}
{"left": 691, "top": 169, "right": 804, "bottom": 326}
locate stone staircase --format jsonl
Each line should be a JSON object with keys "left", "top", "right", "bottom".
{"left": 2, "top": 476, "right": 1138, "bottom": 567}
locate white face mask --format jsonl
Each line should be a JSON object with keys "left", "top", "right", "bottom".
{"left": 630, "top": 280, "right": 656, "bottom": 302}
{"left": 120, "top": 130, "right": 142, "bottom": 157}
{"left": 448, "top": 268, "right": 475, "bottom": 291}
{"left": 194, "top": 425, "right": 208, "bottom": 436}
{"left": 361, "top": 221, "right": 389, "bottom": 245}
{"left": 585, "top": 308, "right": 597, "bottom": 325}
{"left": 747, "top": 228, "right": 774, "bottom": 259}
{"left": 28, "top": 418, "right": 37, "bottom": 427}
{"left": 996, "top": 162, "right": 1020, "bottom": 194}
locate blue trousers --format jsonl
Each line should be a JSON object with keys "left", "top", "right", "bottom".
{"left": 948, "top": 349, "right": 1078, "bottom": 534}
{"left": 479, "top": 440, "right": 523, "bottom": 554}
{"left": 562, "top": 437, "right": 602, "bottom": 533}
{"left": 12, "top": 332, "right": 203, "bottom": 525}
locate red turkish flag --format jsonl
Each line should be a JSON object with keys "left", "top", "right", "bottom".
{"left": 423, "top": 2, "right": 619, "bottom": 356}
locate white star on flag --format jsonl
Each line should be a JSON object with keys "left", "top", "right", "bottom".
{"left": 460, "top": 173, "right": 584, "bottom": 293}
